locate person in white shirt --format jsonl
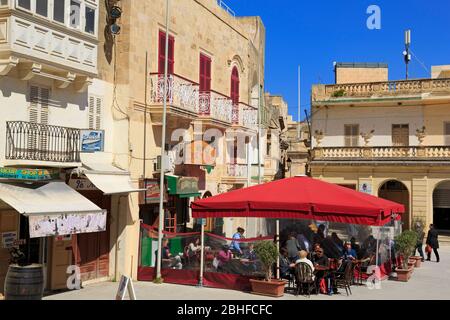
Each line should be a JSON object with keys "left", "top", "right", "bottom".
{"left": 295, "top": 250, "right": 315, "bottom": 279}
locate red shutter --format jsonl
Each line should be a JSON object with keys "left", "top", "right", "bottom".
{"left": 231, "top": 67, "right": 239, "bottom": 104}
{"left": 199, "top": 54, "right": 211, "bottom": 92}
{"left": 158, "top": 30, "right": 174, "bottom": 74}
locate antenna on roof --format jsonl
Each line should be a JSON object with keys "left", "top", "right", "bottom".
{"left": 403, "top": 30, "right": 412, "bottom": 80}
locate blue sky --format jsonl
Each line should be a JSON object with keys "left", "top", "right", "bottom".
{"left": 224, "top": 0, "right": 450, "bottom": 121}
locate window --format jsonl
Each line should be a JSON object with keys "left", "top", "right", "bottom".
{"left": 85, "top": 5, "right": 95, "bottom": 34}
{"left": 53, "top": 0, "right": 65, "bottom": 23}
{"left": 444, "top": 122, "right": 450, "bottom": 145}
{"left": 88, "top": 96, "right": 102, "bottom": 130}
{"left": 29, "top": 85, "right": 50, "bottom": 151}
{"left": 230, "top": 66, "right": 239, "bottom": 105}
{"left": 158, "top": 31, "right": 174, "bottom": 74}
{"left": 199, "top": 54, "right": 211, "bottom": 93}
{"left": 266, "top": 132, "right": 271, "bottom": 156}
{"left": 69, "top": 0, "right": 80, "bottom": 28}
{"left": 392, "top": 124, "right": 409, "bottom": 146}
{"left": 344, "top": 124, "right": 359, "bottom": 147}
{"left": 17, "top": 0, "right": 31, "bottom": 10}
{"left": 36, "top": 0, "right": 48, "bottom": 17}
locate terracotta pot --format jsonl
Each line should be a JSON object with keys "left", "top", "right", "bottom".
{"left": 250, "top": 279, "right": 286, "bottom": 297}
{"left": 396, "top": 267, "right": 413, "bottom": 282}
{"left": 411, "top": 256, "right": 422, "bottom": 268}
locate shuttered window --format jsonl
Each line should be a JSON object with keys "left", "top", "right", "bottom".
{"left": 199, "top": 53, "right": 211, "bottom": 92}
{"left": 158, "top": 30, "right": 174, "bottom": 74}
{"left": 392, "top": 124, "right": 409, "bottom": 146}
{"left": 444, "top": 122, "right": 450, "bottom": 145}
{"left": 230, "top": 67, "right": 240, "bottom": 105}
{"left": 344, "top": 124, "right": 359, "bottom": 147}
{"left": 29, "top": 85, "right": 50, "bottom": 153}
{"left": 88, "top": 96, "right": 102, "bottom": 130}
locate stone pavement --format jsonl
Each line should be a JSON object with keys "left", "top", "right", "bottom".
{"left": 44, "top": 245, "right": 450, "bottom": 300}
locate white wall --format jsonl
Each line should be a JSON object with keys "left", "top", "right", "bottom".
{"left": 312, "top": 105, "right": 425, "bottom": 148}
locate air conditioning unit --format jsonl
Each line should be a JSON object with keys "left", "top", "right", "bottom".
{"left": 154, "top": 155, "right": 172, "bottom": 172}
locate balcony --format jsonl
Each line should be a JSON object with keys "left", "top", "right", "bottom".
{"left": 312, "top": 146, "right": 450, "bottom": 163}
{"left": 312, "top": 78, "right": 450, "bottom": 103}
{"left": 199, "top": 90, "right": 233, "bottom": 126}
{"left": 5, "top": 121, "right": 81, "bottom": 164}
{"left": 0, "top": 0, "right": 98, "bottom": 88}
{"left": 149, "top": 73, "right": 199, "bottom": 123}
{"left": 232, "top": 103, "right": 258, "bottom": 130}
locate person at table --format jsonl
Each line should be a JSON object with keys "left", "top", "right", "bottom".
{"left": 295, "top": 250, "right": 315, "bottom": 274}
{"left": 312, "top": 248, "right": 328, "bottom": 293}
{"left": 243, "top": 243, "right": 257, "bottom": 261}
{"left": 279, "top": 247, "right": 295, "bottom": 280}
{"left": 217, "top": 244, "right": 233, "bottom": 272}
{"left": 231, "top": 227, "right": 245, "bottom": 256}
{"left": 342, "top": 241, "right": 357, "bottom": 261}
{"left": 158, "top": 238, "right": 182, "bottom": 269}
{"left": 426, "top": 224, "right": 440, "bottom": 263}
{"left": 286, "top": 233, "right": 301, "bottom": 262}
{"left": 350, "top": 237, "right": 361, "bottom": 258}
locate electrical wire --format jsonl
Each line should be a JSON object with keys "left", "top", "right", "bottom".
{"left": 410, "top": 50, "right": 429, "bottom": 74}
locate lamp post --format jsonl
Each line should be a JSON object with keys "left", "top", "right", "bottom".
{"left": 156, "top": 0, "right": 170, "bottom": 283}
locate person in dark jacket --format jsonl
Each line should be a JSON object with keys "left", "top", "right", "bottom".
{"left": 426, "top": 224, "right": 440, "bottom": 262}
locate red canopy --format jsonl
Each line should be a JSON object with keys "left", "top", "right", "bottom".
{"left": 191, "top": 176, "right": 404, "bottom": 226}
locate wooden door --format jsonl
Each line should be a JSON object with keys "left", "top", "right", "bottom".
{"left": 74, "top": 193, "right": 110, "bottom": 282}
{"left": 392, "top": 124, "right": 409, "bottom": 146}
{"left": 50, "top": 236, "right": 73, "bottom": 290}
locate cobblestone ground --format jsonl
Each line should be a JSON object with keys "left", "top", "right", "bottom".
{"left": 44, "top": 245, "right": 450, "bottom": 300}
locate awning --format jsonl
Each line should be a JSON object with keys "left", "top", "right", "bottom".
{"left": 0, "top": 182, "right": 106, "bottom": 238}
{"left": 80, "top": 162, "right": 145, "bottom": 195}
{"left": 166, "top": 174, "right": 201, "bottom": 198}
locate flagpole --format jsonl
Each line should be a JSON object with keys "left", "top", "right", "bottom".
{"left": 297, "top": 66, "right": 301, "bottom": 140}
{"left": 156, "top": 0, "right": 170, "bottom": 282}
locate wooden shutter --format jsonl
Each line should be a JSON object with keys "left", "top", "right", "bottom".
{"left": 199, "top": 54, "right": 211, "bottom": 92}
{"left": 95, "top": 97, "right": 102, "bottom": 130}
{"left": 444, "top": 122, "right": 450, "bottom": 145}
{"left": 29, "top": 86, "right": 39, "bottom": 123}
{"left": 158, "top": 31, "right": 174, "bottom": 74}
{"left": 88, "top": 96, "right": 95, "bottom": 129}
{"left": 392, "top": 124, "right": 409, "bottom": 146}
{"left": 230, "top": 67, "right": 239, "bottom": 105}
{"left": 40, "top": 88, "right": 49, "bottom": 125}
{"left": 344, "top": 124, "right": 359, "bottom": 147}
{"left": 88, "top": 96, "right": 102, "bottom": 130}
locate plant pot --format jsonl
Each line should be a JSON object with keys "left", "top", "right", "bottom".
{"left": 411, "top": 256, "right": 422, "bottom": 268}
{"left": 250, "top": 279, "right": 286, "bottom": 297}
{"left": 396, "top": 267, "right": 413, "bottom": 282}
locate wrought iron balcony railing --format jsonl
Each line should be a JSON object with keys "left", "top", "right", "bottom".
{"left": 6, "top": 121, "right": 81, "bottom": 163}
{"left": 312, "top": 146, "right": 450, "bottom": 161}
{"left": 199, "top": 90, "right": 233, "bottom": 124}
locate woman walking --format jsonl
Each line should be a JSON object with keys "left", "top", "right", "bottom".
{"left": 426, "top": 224, "right": 440, "bottom": 263}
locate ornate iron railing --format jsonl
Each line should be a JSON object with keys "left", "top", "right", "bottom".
{"left": 199, "top": 91, "right": 233, "bottom": 124}
{"left": 312, "top": 146, "right": 450, "bottom": 160}
{"left": 6, "top": 121, "right": 81, "bottom": 163}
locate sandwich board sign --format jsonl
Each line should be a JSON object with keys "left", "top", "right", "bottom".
{"left": 115, "top": 275, "right": 137, "bottom": 300}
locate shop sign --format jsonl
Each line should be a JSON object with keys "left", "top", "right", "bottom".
{"left": 142, "top": 179, "right": 167, "bottom": 204}
{"left": 2, "top": 232, "right": 18, "bottom": 249}
{"left": 68, "top": 177, "right": 98, "bottom": 191}
{"left": 0, "top": 167, "right": 60, "bottom": 181}
{"left": 80, "top": 130, "right": 105, "bottom": 152}
{"left": 359, "top": 182, "right": 372, "bottom": 194}
{"left": 177, "top": 177, "right": 199, "bottom": 195}
{"left": 371, "top": 226, "right": 395, "bottom": 240}
{"left": 116, "top": 275, "right": 136, "bottom": 300}
{"left": 28, "top": 210, "right": 107, "bottom": 238}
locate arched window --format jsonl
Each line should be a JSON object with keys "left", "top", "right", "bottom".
{"left": 230, "top": 67, "right": 240, "bottom": 105}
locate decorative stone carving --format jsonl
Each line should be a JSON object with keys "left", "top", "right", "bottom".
{"left": 361, "top": 129, "right": 375, "bottom": 146}
{"left": 0, "top": 56, "right": 19, "bottom": 76}
{"left": 416, "top": 126, "right": 426, "bottom": 146}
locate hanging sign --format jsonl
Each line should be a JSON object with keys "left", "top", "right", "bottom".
{"left": 359, "top": 182, "right": 372, "bottom": 194}
{"left": 115, "top": 275, "right": 137, "bottom": 300}
{"left": 80, "top": 130, "right": 105, "bottom": 152}
{"left": 2, "top": 232, "right": 18, "bottom": 249}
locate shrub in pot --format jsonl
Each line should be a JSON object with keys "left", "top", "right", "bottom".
{"left": 250, "top": 241, "right": 286, "bottom": 297}
{"left": 394, "top": 230, "right": 418, "bottom": 282}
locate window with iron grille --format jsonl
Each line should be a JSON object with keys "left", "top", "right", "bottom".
{"left": 344, "top": 124, "right": 359, "bottom": 147}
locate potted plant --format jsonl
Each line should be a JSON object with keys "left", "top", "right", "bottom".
{"left": 249, "top": 241, "right": 286, "bottom": 297}
{"left": 394, "top": 230, "right": 418, "bottom": 282}
{"left": 410, "top": 218, "right": 426, "bottom": 268}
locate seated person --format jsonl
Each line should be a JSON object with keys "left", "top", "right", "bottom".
{"left": 295, "top": 250, "right": 315, "bottom": 276}
{"left": 312, "top": 248, "right": 329, "bottom": 293}
{"left": 217, "top": 245, "right": 233, "bottom": 272}
{"left": 350, "top": 237, "right": 361, "bottom": 258}
{"left": 342, "top": 241, "right": 358, "bottom": 261}
{"left": 156, "top": 238, "right": 182, "bottom": 269}
{"left": 242, "top": 243, "right": 258, "bottom": 273}
{"left": 279, "top": 247, "right": 295, "bottom": 280}
{"left": 231, "top": 227, "right": 245, "bottom": 256}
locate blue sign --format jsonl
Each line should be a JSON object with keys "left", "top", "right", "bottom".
{"left": 81, "top": 130, "right": 105, "bottom": 152}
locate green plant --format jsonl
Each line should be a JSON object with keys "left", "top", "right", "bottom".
{"left": 254, "top": 241, "right": 278, "bottom": 281}
{"left": 332, "top": 89, "right": 346, "bottom": 97}
{"left": 394, "top": 230, "right": 418, "bottom": 269}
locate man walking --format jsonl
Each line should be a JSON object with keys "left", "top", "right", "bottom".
{"left": 414, "top": 222, "right": 425, "bottom": 262}
{"left": 426, "top": 224, "right": 440, "bottom": 263}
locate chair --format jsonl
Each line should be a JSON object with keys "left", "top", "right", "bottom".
{"left": 334, "top": 260, "right": 354, "bottom": 296}
{"left": 294, "top": 263, "right": 316, "bottom": 297}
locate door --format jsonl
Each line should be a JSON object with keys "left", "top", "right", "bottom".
{"left": 199, "top": 53, "right": 211, "bottom": 114}
{"left": 392, "top": 124, "right": 409, "bottom": 146}
{"left": 74, "top": 192, "right": 111, "bottom": 282}
{"left": 50, "top": 235, "right": 73, "bottom": 290}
